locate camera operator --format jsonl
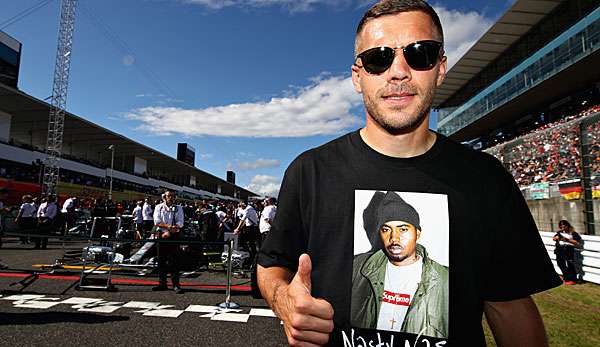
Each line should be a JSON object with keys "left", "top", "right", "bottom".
{"left": 152, "top": 190, "right": 184, "bottom": 294}
{"left": 552, "top": 219, "right": 582, "bottom": 285}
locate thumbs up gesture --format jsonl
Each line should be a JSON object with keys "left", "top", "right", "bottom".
{"left": 275, "top": 254, "right": 334, "bottom": 346}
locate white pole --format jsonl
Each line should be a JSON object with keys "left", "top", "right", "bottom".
{"left": 219, "top": 238, "right": 240, "bottom": 309}
{"left": 109, "top": 145, "right": 115, "bottom": 201}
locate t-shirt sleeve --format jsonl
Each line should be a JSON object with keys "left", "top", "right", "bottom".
{"left": 257, "top": 156, "right": 308, "bottom": 272}
{"left": 482, "top": 159, "right": 562, "bottom": 302}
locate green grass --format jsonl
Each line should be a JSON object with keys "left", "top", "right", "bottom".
{"left": 483, "top": 282, "right": 600, "bottom": 346}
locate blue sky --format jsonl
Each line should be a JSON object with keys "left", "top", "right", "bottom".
{"left": 3, "top": 0, "right": 512, "bottom": 196}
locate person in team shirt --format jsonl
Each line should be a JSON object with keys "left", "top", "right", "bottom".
{"left": 259, "top": 197, "right": 277, "bottom": 246}
{"left": 351, "top": 191, "right": 447, "bottom": 336}
{"left": 152, "top": 190, "right": 184, "bottom": 294}
{"left": 61, "top": 196, "right": 77, "bottom": 235}
{"left": 142, "top": 198, "right": 154, "bottom": 238}
{"left": 35, "top": 195, "right": 58, "bottom": 249}
{"left": 235, "top": 201, "right": 260, "bottom": 264}
{"left": 15, "top": 195, "right": 37, "bottom": 244}
{"left": 132, "top": 200, "right": 144, "bottom": 239}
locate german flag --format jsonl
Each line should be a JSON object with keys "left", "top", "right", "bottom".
{"left": 593, "top": 175, "right": 600, "bottom": 199}
{"left": 559, "top": 179, "right": 582, "bottom": 200}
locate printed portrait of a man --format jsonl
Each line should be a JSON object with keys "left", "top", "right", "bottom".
{"left": 351, "top": 191, "right": 449, "bottom": 338}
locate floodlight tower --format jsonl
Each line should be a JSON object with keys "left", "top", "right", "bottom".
{"left": 42, "top": 0, "right": 78, "bottom": 195}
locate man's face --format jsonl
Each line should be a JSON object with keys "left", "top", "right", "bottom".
{"left": 379, "top": 220, "right": 421, "bottom": 266}
{"left": 351, "top": 11, "right": 447, "bottom": 133}
{"left": 164, "top": 192, "right": 176, "bottom": 205}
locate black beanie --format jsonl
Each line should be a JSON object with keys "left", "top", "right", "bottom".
{"left": 375, "top": 191, "right": 421, "bottom": 233}
{"left": 363, "top": 191, "right": 386, "bottom": 251}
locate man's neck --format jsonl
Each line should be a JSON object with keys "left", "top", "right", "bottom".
{"left": 390, "top": 254, "right": 421, "bottom": 267}
{"left": 360, "top": 115, "right": 436, "bottom": 158}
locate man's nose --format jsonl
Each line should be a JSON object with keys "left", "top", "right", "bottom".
{"left": 390, "top": 227, "right": 402, "bottom": 241}
{"left": 387, "top": 48, "right": 412, "bottom": 82}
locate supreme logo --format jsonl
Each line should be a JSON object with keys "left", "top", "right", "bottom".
{"left": 382, "top": 291, "right": 411, "bottom": 306}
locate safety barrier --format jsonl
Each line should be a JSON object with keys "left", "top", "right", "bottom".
{"left": 0, "top": 229, "right": 252, "bottom": 301}
{"left": 540, "top": 231, "right": 600, "bottom": 284}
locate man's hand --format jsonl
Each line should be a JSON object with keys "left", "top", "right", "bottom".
{"left": 273, "top": 254, "right": 334, "bottom": 346}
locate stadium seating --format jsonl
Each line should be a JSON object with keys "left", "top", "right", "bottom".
{"left": 485, "top": 104, "right": 600, "bottom": 185}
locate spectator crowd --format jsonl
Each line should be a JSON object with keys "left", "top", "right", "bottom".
{"left": 485, "top": 103, "right": 600, "bottom": 186}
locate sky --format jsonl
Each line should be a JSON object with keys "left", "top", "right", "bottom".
{"left": 2, "top": 0, "right": 513, "bottom": 197}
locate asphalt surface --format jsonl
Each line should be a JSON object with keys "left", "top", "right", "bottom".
{"left": 0, "top": 236, "right": 288, "bottom": 346}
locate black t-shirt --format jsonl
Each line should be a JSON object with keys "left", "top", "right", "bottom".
{"left": 258, "top": 130, "right": 561, "bottom": 346}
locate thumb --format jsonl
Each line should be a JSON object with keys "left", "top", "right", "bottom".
{"left": 292, "top": 253, "right": 312, "bottom": 293}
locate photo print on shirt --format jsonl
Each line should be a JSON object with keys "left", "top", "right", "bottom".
{"left": 349, "top": 190, "right": 449, "bottom": 343}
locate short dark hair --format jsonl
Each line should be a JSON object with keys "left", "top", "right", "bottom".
{"left": 356, "top": 0, "right": 444, "bottom": 51}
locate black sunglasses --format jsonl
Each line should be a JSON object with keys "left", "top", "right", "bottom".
{"left": 355, "top": 40, "right": 443, "bottom": 74}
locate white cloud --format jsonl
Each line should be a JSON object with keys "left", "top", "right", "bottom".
{"left": 198, "top": 153, "right": 213, "bottom": 159}
{"left": 433, "top": 5, "right": 494, "bottom": 68}
{"left": 183, "top": 0, "right": 351, "bottom": 12}
{"left": 237, "top": 158, "right": 280, "bottom": 170}
{"left": 127, "top": 5, "right": 493, "bottom": 137}
{"left": 245, "top": 174, "right": 281, "bottom": 197}
{"left": 125, "top": 75, "right": 363, "bottom": 138}
{"left": 135, "top": 93, "right": 166, "bottom": 98}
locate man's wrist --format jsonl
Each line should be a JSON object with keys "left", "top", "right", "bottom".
{"left": 271, "top": 282, "right": 287, "bottom": 319}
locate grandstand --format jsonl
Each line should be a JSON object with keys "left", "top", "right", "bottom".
{"left": 0, "top": 31, "right": 257, "bottom": 205}
{"left": 434, "top": 0, "right": 600, "bottom": 236}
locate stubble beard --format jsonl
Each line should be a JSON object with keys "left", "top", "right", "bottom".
{"left": 385, "top": 245, "right": 409, "bottom": 263}
{"left": 364, "top": 83, "right": 435, "bottom": 134}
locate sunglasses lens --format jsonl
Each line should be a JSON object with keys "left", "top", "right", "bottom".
{"left": 404, "top": 41, "right": 441, "bottom": 70}
{"left": 360, "top": 47, "right": 395, "bottom": 74}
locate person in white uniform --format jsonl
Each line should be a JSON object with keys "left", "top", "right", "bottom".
{"left": 35, "top": 195, "right": 58, "bottom": 249}
{"left": 152, "top": 190, "right": 184, "bottom": 293}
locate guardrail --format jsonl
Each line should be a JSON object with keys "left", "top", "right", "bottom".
{"left": 540, "top": 231, "right": 600, "bottom": 284}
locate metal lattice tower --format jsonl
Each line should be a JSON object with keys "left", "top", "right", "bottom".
{"left": 42, "top": 0, "right": 78, "bottom": 195}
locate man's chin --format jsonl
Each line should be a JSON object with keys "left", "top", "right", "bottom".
{"left": 385, "top": 251, "right": 408, "bottom": 263}
{"left": 372, "top": 112, "right": 427, "bottom": 135}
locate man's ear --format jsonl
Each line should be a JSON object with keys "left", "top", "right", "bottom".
{"left": 351, "top": 63, "right": 363, "bottom": 94}
{"left": 416, "top": 229, "right": 422, "bottom": 240}
{"left": 436, "top": 55, "right": 447, "bottom": 87}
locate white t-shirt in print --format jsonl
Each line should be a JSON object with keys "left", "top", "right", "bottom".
{"left": 376, "top": 257, "right": 423, "bottom": 332}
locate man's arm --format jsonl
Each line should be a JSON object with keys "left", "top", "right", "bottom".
{"left": 234, "top": 216, "right": 245, "bottom": 233}
{"left": 484, "top": 296, "right": 549, "bottom": 347}
{"left": 15, "top": 205, "right": 23, "bottom": 223}
{"left": 257, "top": 254, "right": 334, "bottom": 347}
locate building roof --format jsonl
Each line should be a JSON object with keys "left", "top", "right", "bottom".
{"left": 433, "top": 0, "right": 563, "bottom": 108}
{"left": 0, "top": 83, "right": 257, "bottom": 198}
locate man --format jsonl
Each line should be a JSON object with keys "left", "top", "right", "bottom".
{"left": 35, "top": 195, "right": 57, "bottom": 249}
{"left": 351, "top": 191, "right": 448, "bottom": 337}
{"left": 15, "top": 195, "right": 36, "bottom": 244}
{"left": 152, "top": 190, "right": 184, "bottom": 294}
{"left": 131, "top": 200, "right": 144, "bottom": 240}
{"left": 234, "top": 201, "right": 259, "bottom": 264}
{"left": 61, "top": 196, "right": 77, "bottom": 235}
{"left": 142, "top": 198, "right": 154, "bottom": 238}
{"left": 257, "top": 1, "right": 561, "bottom": 346}
{"left": 235, "top": 202, "right": 245, "bottom": 226}
{"left": 259, "top": 198, "right": 277, "bottom": 247}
